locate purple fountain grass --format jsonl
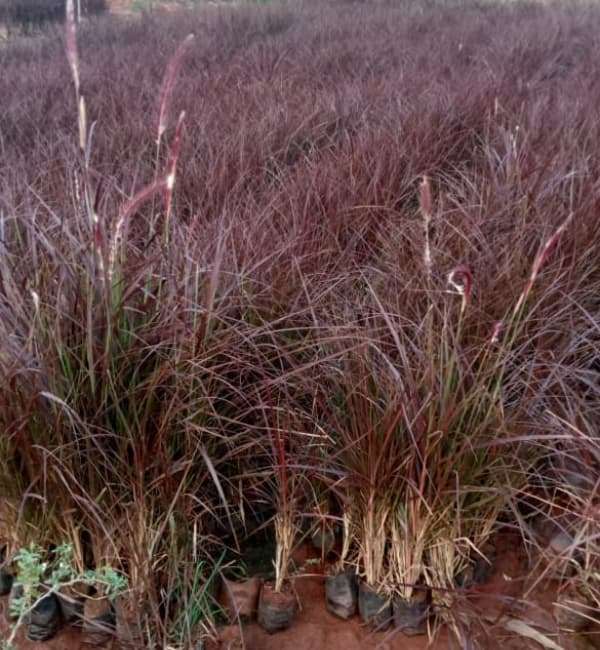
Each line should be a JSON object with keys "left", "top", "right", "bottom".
{"left": 107, "top": 175, "right": 169, "bottom": 281}
{"left": 1, "top": 0, "right": 600, "bottom": 646}
{"left": 420, "top": 175, "right": 434, "bottom": 277}
{"left": 510, "top": 211, "right": 575, "bottom": 323}
{"left": 163, "top": 110, "right": 187, "bottom": 226}
{"left": 65, "top": 0, "right": 87, "bottom": 153}
{"left": 156, "top": 33, "right": 195, "bottom": 150}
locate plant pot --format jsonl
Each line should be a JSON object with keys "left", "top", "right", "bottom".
{"left": 311, "top": 524, "right": 335, "bottom": 556}
{"left": 82, "top": 595, "right": 115, "bottom": 646}
{"left": 393, "top": 589, "right": 429, "bottom": 636}
{"left": 358, "top": 581, "right": 392, "bottom": 630}
{"left": 257, "top": 582, "right": 297, "bottom": 634}
{"left": 325, "top": 568, "right": 357, "bottom": 619}
{"left": 7, "top": 581, "right": 24, "bottom": 621}
{"left": 26, "top": 592, "right": 61, "bottom": 641}
{"left": 220, "top": 576, "right": 262, "bottom": 621}
{"left": 0, "top": 568, "right": 13, "bottom": 596}
{"left": 115, "top": 595, "right": 146, "bottom": 648}
{"left": 58, "top": 582, "right": 91, "bottom": 626}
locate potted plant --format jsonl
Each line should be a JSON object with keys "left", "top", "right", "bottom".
{"left": 81, "top": 535, "right": 128, "bottom": 647}
{"left": 51, "top": 510, "right": 92, "bottom": 627}
{"left": 0, "top": 546, "right": 14, "bottom": 596}
{"left": 390, "top": 509, "right": 430, "bottom": 636}
{"left": 219, "top": 565, "right": 262, "bottom": 623}
{"left": 109, "top": 508, "right": 157, "bottom": 648}
{"left": 356, "top": 500, "right": 392, "bottom": 630}
{"left": 0, "top": 499, "right": 18, "bottom": 596}
{"left": 256, "top": 405, "right": 301, "bottom": 634}
{"left": 325, "top": 510, "right": 358, "bottom": 620}
{"left": 58, "top": 579, "right": 91, "bottom": 626}
{"left": 319, "top": 349, "right": 401, "bottom": 631}
{"left": 115, "top": 589, "right": 147, "bottom": 648}
{"left": 81, "top": 566, "right": 128, "bottom": 646}
{"left": 3, "top": 542, "right": 127, "bottom": 646}
{"left": 7, "top": 544, "right": 61, "bottom": 642}
{"left": 257, "top": 507, "right": 299, "bottom": 633}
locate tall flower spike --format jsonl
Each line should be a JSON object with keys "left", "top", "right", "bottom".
{"left": 163, "top": 111, "right": 186, "bottom": 223}
{"left": 419, "top": 176, "right": 433, "bottom": 274}
{"left": 157, "top": 34, "right": 195, "bottom": 148}
{"left": 65, "top": 0, "right": 86, "bottom": 153}
{"left": 512, "top": 212, "right": 574, "bottom": 319}
{"left": 419, "top": 175, "right": 433, "bottom": 219}
{"left": 65, "top": 0, "right": 80, "bottom": 94}
{"left": 108, "top": 178, "right": 168, "bottom": 281}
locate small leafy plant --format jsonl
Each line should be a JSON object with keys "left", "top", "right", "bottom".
{"left": 3, "top": 543, "right": 127, "bottom": 649}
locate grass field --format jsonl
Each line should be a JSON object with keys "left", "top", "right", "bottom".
{"left": 0, "top": 0, "right": 599, "bottom": 647}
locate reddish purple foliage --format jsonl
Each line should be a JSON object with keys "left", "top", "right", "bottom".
{"left": 1, "top": 1, "right": 599, "bottom": 644}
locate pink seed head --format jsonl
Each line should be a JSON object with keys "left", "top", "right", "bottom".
{"left": 157, "top": 34, "right": 195, "bottom": 146}
{"left": 419, "top": 175, "right": 433, "bottom": 220}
